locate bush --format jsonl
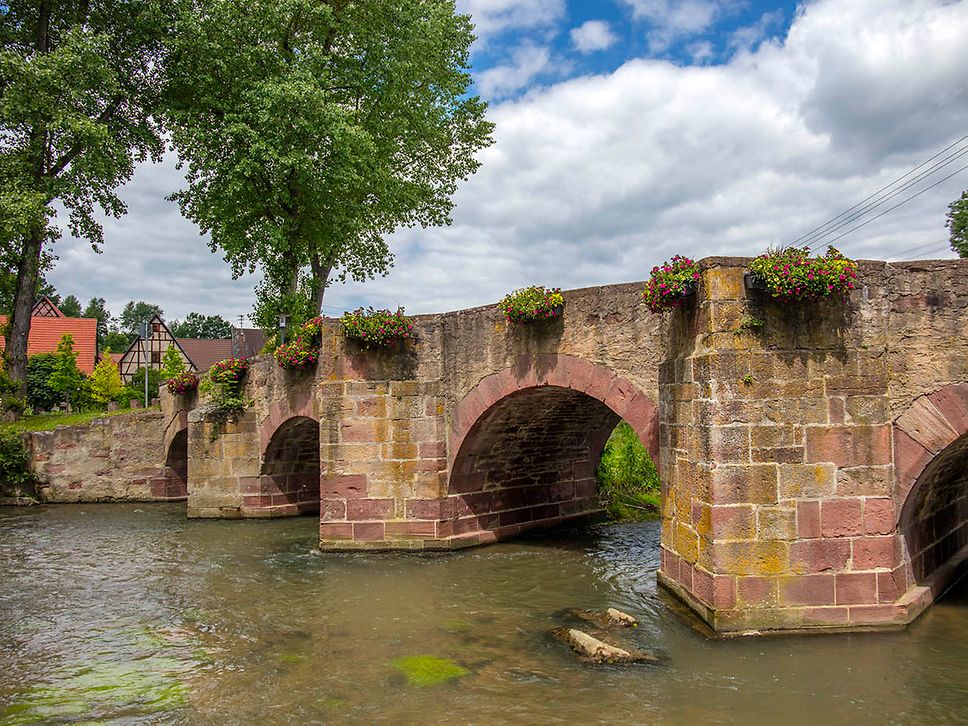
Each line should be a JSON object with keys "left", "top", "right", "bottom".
{"left": 88, "top": 355, "right": 124, "bottom": 406}
{"left": 0, "top": 431, "right": 37, "bottom": 498}
{"left": 127, "top": 367, "right": 165, "bottom": 405}
{"left": 748, "top": 246, "right": 858, "bottom": 302}
{"left": 498, "top": 286, "right": 564, "bottom": 323}
{"left": 49, "top": 333, "right": 85, "bottom": 407}
{"left": 596, "top": 422, "right": 660, "bottom": 520}
{"left": 160, "top": 344, "right": 186, "bottom": 378}
{"left": 27, "top": 354, "right": 60, "bottom": 411}
{"left": 643, "top": 255, "right": 699, "bottom": 313}
{"left": 339, "top": 307, "right": 414, "bottom": 348}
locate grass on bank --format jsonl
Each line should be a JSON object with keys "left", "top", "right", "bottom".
{"left": 0, "top": 406, "right": 158, "bottom": 434}
{"left": 596, "top": 421, "right": 661, "bottom": 520}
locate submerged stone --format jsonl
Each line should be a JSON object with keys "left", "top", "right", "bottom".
{"left": 552, "top": 628, "right": 658, "bottom": 664}
{"left": 391, "top": 655, "right": 469, "bottom": 687}
{"left": 605, "top": 608, "right": 638, "bottom": 627}
{"left": 566, "top": 607, "right": 638, "bottom": 629}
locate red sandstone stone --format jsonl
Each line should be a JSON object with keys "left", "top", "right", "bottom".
{"left": 319, "top": 522, "right": 354, "bottom": 540}
{"left": 790, "top": 539, "right": 850, "bottom": 573}
{"left": 895, "top": 396, "right": 959, "bottom": 454}
{"left": 714, "top": 575, "right": 737, "bottom": 608}
{"left": 797, "top": 501, "right": 821, "bottom": 539}
{"left": 821, "top": 499, "right": 863, "bottom": 538}
{"left": 346, "top": 498, "right": 395, "bottom": 521}
{"left": 779, "top": 575, "right": 835, "bottom": 606}
{"left": 848, "top": 604, "right": 905, "bottom": 625}
{"left": 737, "top": 576, "right": 777, "bottom": 607}
{"left": 835, "top": 572, "right": 878, "bottom": 605}
{"left": 353, "top": 522, "right": 385, "bottom": 541}
{"left": 928, "top": 383, "right": 968, "bottom": 435}
{"left": 892, "top": 429, "right": 933, "bottom": 503}
{"left": 801, "top": 606, "right": 850, "bottom": 625}
{"left": 852, "top": 536, "right": 896, "bottom": 569}
{"left": 385, "top": 520, "right": 437, "bottom": 538}
{"left": 711, "top": 505, "right": 756, "bottom": 539}
{"left": 863, "top": 498, "right": 895, "bottom": 535}
{"left": 320, "top": 474, "right": 367, "bottom": 499}
{"left": 693, "top": 567, "right": 715, "bottom": 606}
{"left": 805, "top": 425, "right": 892, "bottom": 467}
{"left": 828, "top": 398, "right": 846, "bottom": 425}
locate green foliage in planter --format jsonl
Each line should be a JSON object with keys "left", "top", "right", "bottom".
{"left": 340, "top": 308, "right": 415, "bottom": 349}
{"left": 0, "top": 431, "right": 37, "bottom": 498}
{"left": 200, "top": 358, "right": 251, "bottom": 439}
{"left": 748, "top": 246, "right": 857, "bottom": 302}
{"left": 166, "top": 371, "right": 199, "bottom": 396}
{"left": 643, "top": 256, "right": 699, "bottom": 313}
{"left": 498, "top": 286, "right": 564, "bottom": 323}
{"left": 596, "top": 422, "right": 660, "bottom": 520}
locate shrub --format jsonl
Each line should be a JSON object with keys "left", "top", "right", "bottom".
{"left": 748, "top": 246, "right": 858, "bottom": 302}
{"left": 88, "top": 355, "right": 124, "bottom": 406}
{"left": 643, "top": 255, "right": 700, "bottom": 313}
{"left": 160, "top": 344, "right": 186, "bottom": 378}
{"left": 127, "top": 367, "right": 165, "bottom": 405}
{"left": 27, "top": 354, "right": 60, "bottom": 411}
{"left": 0, "top": 431, "right": 37, "bottom": 498}
{"left": 49, "top": 333, "right": 85, "bottom": 407}
{"left": 596, "top": 422, "right": 660, "bottom": 520}
{"left": 340, "top": 307, "right": 415, "bottom": 348}
{"left": 200, "top": 357, "right": 250, "bottom": 438}
{"left": 166, "top": 371, "right": 199, "bottom": 396}
{"left": 498, "top": 286, "right": 564, "bottom": 323}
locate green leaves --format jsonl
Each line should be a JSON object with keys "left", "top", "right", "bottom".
{"left": 948, "top": 191, "right": 968, "bottom": 258}
{"left": 164, "top": 0, "right": 494, "bottom": 313}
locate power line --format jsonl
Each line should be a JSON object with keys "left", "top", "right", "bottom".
{"left": 800, "top": 141, "right": 968, "bottom": 250}
{"left": 790, "top": 133, "right": 968, "bottom": 248}
{"left": 822, "top": 161, "right": 968, "bottom": 247}
{"left": 890, "top": 240, "right": 951, "bottom": 259}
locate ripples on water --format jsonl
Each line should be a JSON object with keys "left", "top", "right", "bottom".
{"left": 0, "top": 504, "right": 966, "bottom": 724}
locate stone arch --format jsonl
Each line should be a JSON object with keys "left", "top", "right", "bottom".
{"left": 246, "top": 415, "right": 320, "bottom": 516}
{"left": 445, "top": 354, "right": 659, "bottom": 542}
{"left": 894, "top": 383, "right": 968, "bottom": 597}
{"left": 165, "top": 428, "right": 188, "bottom": 487}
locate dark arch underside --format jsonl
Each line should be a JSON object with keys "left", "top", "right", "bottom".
{"left": 901, "top": 432, "right": 968, "bottom": 584}
{"left": 448, "top": 386, "right": 625, "bottom": 534}
{"left": 260, "top": 416, "right": 321, "bottom": 515}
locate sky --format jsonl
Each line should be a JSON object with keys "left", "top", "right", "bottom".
{"left": 48, "top": 0, "right": 968, "bottom": 324}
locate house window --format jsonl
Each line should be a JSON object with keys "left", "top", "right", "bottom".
{"left": 152, "top": 322, "right": 161, "bottom": 334}
{"left": 151, "top": 351, "right": 161, "bottom": 365}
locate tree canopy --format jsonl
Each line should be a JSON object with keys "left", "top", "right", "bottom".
{"left": 59, "top": 294, "right": 82, "bottom": 317}
{"left": 170, "top": 312, "right": 232, "bottom": 339}
{"left": 83, "top": 297, "right": 111, "bottom": 345}
{"left": 164, "top": 0, "right": 494, "bottom": 321}
{"left": 119, "top": 301, "right": 163, "bottom": 335}
{"left": 949, "top": 190, "right": 968, "bottom": 258}
{"left": 0, "top": 0, "right": 172, "bottom": 392}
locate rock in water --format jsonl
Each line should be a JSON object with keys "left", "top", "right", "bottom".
{"left": 553, "top": 628, "right": 656, "bottom": 664}
{"left": 605, "top": 608, "right": 638, "bottom": 627}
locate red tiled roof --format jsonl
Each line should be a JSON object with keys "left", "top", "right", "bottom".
{"left": 0, "top": 316, "right": 98, "bottom": 373}
{"left": 176, "top": 338, "right": 234, "bottom": 372}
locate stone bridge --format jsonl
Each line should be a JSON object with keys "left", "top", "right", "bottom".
{"left": 164, "top": 257, "right": 968, "bottom": 634}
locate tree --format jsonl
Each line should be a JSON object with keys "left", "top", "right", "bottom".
{"left": 83, "top": 297, "right": 111, "bottom": 347}
{"left": 48, "top": 333, "right": 84, "bottom": 407}
{"left": 119, "top": 301, "right": 164, "bottom": 335}
{"left": 159, "top": 344, "right": 186, "bottom": 378}
{"left": 26, "top": 353, "right": 59, "bottom": 411}
{"left": 170, "top": 312, "right": 232, "bottom": 339}
{"left": 59, "top": 294, "right": 82, "bottom": 317}
{"left": 128, "top": 366, "right": 164, "bottom": 404}
{"left": 0, "top": 1, "right": 171, "bottom": 395}
{"left": 87, "top": 354, "right": 123, "bottom": 405}
{"left": 948, "top": 191, "right": 968, "bottom": 258}
{"left": 164, "top": 0, "right": 493, "bottom": 320}
{"left": 103, "top": 330, "right": 133, "bottom": 353}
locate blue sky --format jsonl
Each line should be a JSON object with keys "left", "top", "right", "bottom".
{"left": 467, "top": 0, "right": 802, "bottom": 98}
{"left": 50, "top": 0, "right": 968, "bottom": 322}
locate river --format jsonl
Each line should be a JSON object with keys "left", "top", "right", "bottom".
{"left": 1, "top": 504, "right": 966, "bottom": 724}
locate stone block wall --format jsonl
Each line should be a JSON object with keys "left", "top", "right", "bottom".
{"left": 657, "top": 259, "right": 968, "bottom": 633}
{"left": 28, "top": 410, "right": 185, "bottom": 502}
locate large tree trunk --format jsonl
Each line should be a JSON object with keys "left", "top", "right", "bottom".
{"left": 310, "top": 250, "right": 335, "bottom": 314}
{"left": 7, "top": 226, "right": 45, "bottom": 397}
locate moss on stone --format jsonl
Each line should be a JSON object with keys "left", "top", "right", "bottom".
{"left": 391, "top": 655, "right": 469, "bottom": 687}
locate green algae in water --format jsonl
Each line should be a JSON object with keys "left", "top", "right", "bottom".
{"left": 277, "top": 652, "right": 309, "bottom": 665}
{"left": 0, "top": 657, "right": 189, "bottom": 725}
{"left": 391, "top": 656, "right": 469, "bottom": 687}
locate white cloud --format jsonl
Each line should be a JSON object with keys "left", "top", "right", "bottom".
{"left": 456, "top": 0, "right": 564, "bottom": 44}
{"left": 475, "top": 43, "right": 552, "bottom": 99}
{"left": 728, "top": 9, "right": 785, "bottom": 53}
{"left": 49, "top": 0, "right": 968, "bottom": 322}
{"left": 571, "top": 20, "right": 618, "bottom": 54}
{"left": 620, "top": 0, "right": 742, "bottom": 52}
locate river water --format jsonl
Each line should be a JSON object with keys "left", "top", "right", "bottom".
{"left": 0, "top": 504, "right": 966, "bottom": 724}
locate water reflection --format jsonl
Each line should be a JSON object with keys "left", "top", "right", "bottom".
{"left": 0, "top": 504, "right": 966, "bottom": 724}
